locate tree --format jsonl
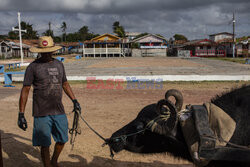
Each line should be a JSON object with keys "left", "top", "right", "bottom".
{"left": 112, "top": 21, "right": 125, "bottom": 38}
{"left": 42, "top": 30, "right": 54, "bottom": 38}
{"left": 61, "top": 21, "right": 67, "bottom": 42}
{"left": 0, "top": 35, "right": 7, "bottom": 40}
{"left": 8, "top": 21, "right": 38, "bottom": 39}
{"left": 53, "top": 36, "right": 62, "bottom": 43}
{"left": 8, "top": 31, "right": 19, "bottom": 39}
{"left": 173, "top": 34, "right": 188, "bottom": 41}
{"left": 66, "top": 32, "right": 80, "bottom": 42}
{"left": 78, "top": 26, "right": 89, "bottom": 41}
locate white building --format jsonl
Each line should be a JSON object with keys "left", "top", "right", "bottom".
{"left": 209, "top": 32, "right": 233, "bottom": 42}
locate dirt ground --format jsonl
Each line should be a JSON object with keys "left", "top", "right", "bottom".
{"left": 0, "top": 81, "right": 249, "bottom": 167}
{"left": 86, "top": 57, "right": 204, "bottom": 69}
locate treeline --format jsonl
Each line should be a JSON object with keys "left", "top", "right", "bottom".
{"left": 4, "top": 21, "right": 100, "bottom": 43}
{"left": 0, "top": 20, "right": 192, "bottom": 43}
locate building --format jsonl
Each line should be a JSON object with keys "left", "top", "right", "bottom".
{"left": 236, "top": 38, "right": 250, "bottom": 57}
{"left": 83, "top": 33, "right": 129, "bottom": 57}
{"left": 59, "top": 42, "right": 82, "bottom": 54}
{"left": 177, "top": 39, "right": 226, "bottom": 57}
{"left": 216, "top": 38, "right": 234, "bottom": 57}
{"left": 125, "top": 32, "right": 141, "bottom": 41}
{"left": 131, "top": 34, "right": 167, "bottom": 57}
{"left": 131, "top": 34, "right": 167, "bottom": 48}
{"left": 209, "top": 32, "right": 233, "bottom": 42}
{"left": 0, "top": 40, "right": 36, "bottom": 59}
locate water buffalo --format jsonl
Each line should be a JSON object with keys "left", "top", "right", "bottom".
{"left": 108, "top": 86, "right": 250, "bottom": 167}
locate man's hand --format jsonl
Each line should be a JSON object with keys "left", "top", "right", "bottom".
{"left": 18, "top": 112, "right": 27, "bottom": 131}
{"left": 72, "top": 99, "right": 81, "bottom": 114}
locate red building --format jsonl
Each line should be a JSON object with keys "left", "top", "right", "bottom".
{"left": 183, "top": 39, "right": 226, "bottom": 57}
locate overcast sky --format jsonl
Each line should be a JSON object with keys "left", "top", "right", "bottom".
{"left": 0, "top": 0, "right": 249, "bottom": 39}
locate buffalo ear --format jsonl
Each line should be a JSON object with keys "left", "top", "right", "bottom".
{"left": 147, "top": 99, "right": 178, "bottom": 135}
{"left": 165, "top": 89, "right": 183, "bottom": 112}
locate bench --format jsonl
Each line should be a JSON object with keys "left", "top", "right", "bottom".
{"left": 8, "top": 62, "right": 21, "bottom": 70}
{"left": 0, "top": 64, "right": 25, "bottom": 87}
{"left": 4, "top": 71, "right": 25, "bottom": 87}
{"left": 75, "top": 55, "right": 82, "bottom": 60}
{"left": 56, "top": 57, "right": 65, "bottom": 62}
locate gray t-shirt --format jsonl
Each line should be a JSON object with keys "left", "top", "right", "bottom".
{"left": 23, "top": 58, "right": 67, "bottom": 117}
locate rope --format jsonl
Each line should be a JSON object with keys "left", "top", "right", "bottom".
{"left": 68, "top": 109, "right": 81, "bottom": 150}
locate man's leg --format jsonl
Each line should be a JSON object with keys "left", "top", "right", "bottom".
{"left": 51, "top": 114, "right": 68, "bottom": 167}
{"left": 41, "top": 146, "right": 52, "bottom": 167}
{"left": 33, "top": 116, "right": 53, "bottom": 167}
{"left": 51, "top": 142, "right": 65, "bottom": 167}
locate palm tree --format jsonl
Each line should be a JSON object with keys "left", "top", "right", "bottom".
{"left": 61, "top": 21, "right": 67, "bottom": 42}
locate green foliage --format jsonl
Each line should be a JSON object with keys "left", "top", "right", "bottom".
{"left": 61, "top": 21, "right": 67, "bottom": 42}
{"left": 53, "top": 36, "right": 62, "bottom": 43}
{"left": 236, "top": 36, "right": 249, "bottom": 43}
{"left": 131, "top": 43, "right": 140, "bottom": 48}
{"left": 0, "top": 35, "right": 7, "bottom": 40}
{"left": 21, "top": 22, "right": 38, "bottom": 39}
{"left": 112, "top": 21, "right": 125, "bottom": 38}
{"left": 8, "top": 21, "right": 38, "bottom": 39}
{"left": 42, "top": 29, "right": 54, "bottom": 37}
{"left": 8, "top": 31, "right": 18, "bottom": 39}
{"left": 64, "top": 26, "right": 99, "bottom": 42}
{"left": 173, "top": 34, "right": 188, "bottom": 41}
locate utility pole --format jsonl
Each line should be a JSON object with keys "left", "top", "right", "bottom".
{"left": 12, "top": 12, "right": 27, "bottom": 65}
{"left": 49, "top": 22, "right": 51, "bottom": 36}
{"left": 232, "top": 12, "right": 236, "bottom": 58}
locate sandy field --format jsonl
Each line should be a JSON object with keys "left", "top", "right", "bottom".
{"left": 0, "top": 81, "right": 249, "bottom": 167}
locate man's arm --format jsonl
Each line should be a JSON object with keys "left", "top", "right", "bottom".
{"left": 19, "top": 86, "right": 31, "bottom": 113}
{"left": 63, "top": 81, "right": 81, "bottom": 113}
{"left": 62, "top": 81, "right": 76, "bottom": 100}
{"left": 18, "top": 86, "right": 30, "bottom": 131}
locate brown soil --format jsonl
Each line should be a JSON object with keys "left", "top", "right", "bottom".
{"left": 87, "top": 58, "right": 204, "bottom": 69}
{"left": 0, "top": 81, "right": 248, "bottom": 167}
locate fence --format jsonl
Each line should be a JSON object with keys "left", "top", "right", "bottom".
{"left": 191, "top": 50, "right": 226, "bottom": 57}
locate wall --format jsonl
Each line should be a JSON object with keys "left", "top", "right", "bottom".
{"left": 132, "top": 48, "right": 166, "bottom": 57}
{"left": 177, "top": 50, "right": 190, "bottom": 57}
{"left": 214, "top": 34, "right": 233, "bottom": 42}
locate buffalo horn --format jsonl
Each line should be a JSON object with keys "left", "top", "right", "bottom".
{"left": 165, "top": 89, "right": 183, "bottom": 112}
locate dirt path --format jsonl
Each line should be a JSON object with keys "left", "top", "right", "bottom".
{"left": 0, "top": 81, "right": 248, "bottom": 167}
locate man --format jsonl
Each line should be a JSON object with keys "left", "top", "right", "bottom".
{"left": 18, "top": 36, "right": 81, "bottom": 167}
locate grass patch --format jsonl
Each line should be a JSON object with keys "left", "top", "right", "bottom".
{"left": 207, "top": 57, "right": 247, "bottom": 64}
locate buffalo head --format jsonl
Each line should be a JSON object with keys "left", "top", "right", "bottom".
{"left": 108, "top": 89, "right": 189, "bottom": 157}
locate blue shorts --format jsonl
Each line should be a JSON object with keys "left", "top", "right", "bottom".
{"left": 33, "top": 114, "right": 68, "bottom": 147}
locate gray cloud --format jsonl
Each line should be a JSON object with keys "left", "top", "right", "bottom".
{"left": 0, "top": 0, "right": 249, "bottom": 39}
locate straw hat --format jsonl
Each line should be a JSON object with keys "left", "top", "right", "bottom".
{"left": 30, "top": 36, "right": 62, "bottom": 53}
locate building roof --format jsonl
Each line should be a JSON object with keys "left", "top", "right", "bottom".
{"left": 11, "top": 39, "right": 39, "bottom": 47}
{"left": 183, "top": 39, "right": 217, "bottom": 46}
{"left": 125, "top": 32, "right": 141, "bottom": 36}
{"left": 174, "top": 40, "right": 188, "bottom": 45}
{"left": 58, "top": 42, "right": 81, "bottom": 47}
{"left": 0, "top": 40, "right": 31, "bottom": 49}
{"left": 209, "top": 32, "right": 233, "bottom": 36}
{"left": 91, "top": 33, "right": 120, "bottom": 42}
{"left": 216, "top": 38, "right": 234, "bottom": 44}
{"left": 131, "top": 34, "right": 167, "bottom": 43}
